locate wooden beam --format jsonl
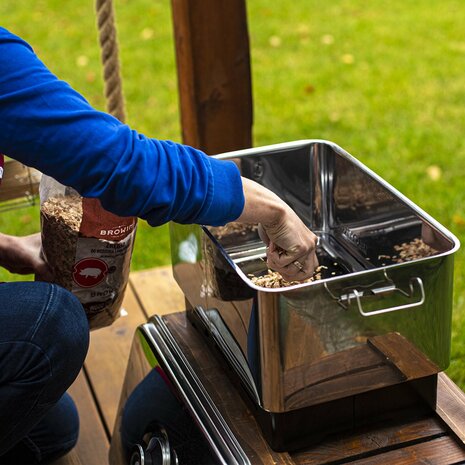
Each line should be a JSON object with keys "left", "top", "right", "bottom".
{"left": 171, "top": 0, "right": 253, "bottom": 154}
{"left": 436, "top": 372, "right": 465, "bottom": 445}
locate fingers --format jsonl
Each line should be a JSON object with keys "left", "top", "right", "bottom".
{"left": 266, "top": 235, "right": 319, "bottom": 281}
{"left": 267, "top": 251, "right": 319, "bottom": 281}
{"left": 266, "top": 233, "right": 319, "bottom": 269}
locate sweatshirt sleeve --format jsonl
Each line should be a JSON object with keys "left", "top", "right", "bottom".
{"left": 0, "top": 27, "right": 244, "bottom": 227}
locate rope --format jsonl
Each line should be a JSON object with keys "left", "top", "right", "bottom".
{"left": 95, "top": 0, "right": 126, "bottom": 122}
{"left": 94, "top": 0, "right": 138, "bottom": 229}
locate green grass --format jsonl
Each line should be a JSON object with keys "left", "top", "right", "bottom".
{"left": 2, "top": 0, "right": 465, "bottom": 388}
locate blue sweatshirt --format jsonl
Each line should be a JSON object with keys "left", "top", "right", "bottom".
{"left": 0, "top": 27, "right": 244, "bottom": 226}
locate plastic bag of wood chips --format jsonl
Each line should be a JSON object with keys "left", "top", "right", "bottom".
{"left": 39, "top": 175, "right": 137, "bottom": 330}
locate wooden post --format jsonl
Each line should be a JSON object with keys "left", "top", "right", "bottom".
{"left": 171, "top": 0, "right": 253, "bottom": 154}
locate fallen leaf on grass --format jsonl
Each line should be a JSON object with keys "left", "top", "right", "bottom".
{"left": 269, "top": 35, "right": 282, "bottom": 48}
{"left": 297, "top": 24, "right": 310, "bottom": 40}
{"left": 86, "top": 71, "right": 96, "bottom": 83}
{"left": 304, "top": 84, "right": 315, "bottom": 94}
{"left": 341, "top": 54, "right": 354, "bottom": 64}
{"left": 140, "top": 28, "right": 154, "bottom": 40}
{"left": 426, "top": 165, "right": 442, "bottom": 181}
{"left": 76, "top": 55, "right": 89, "bottom": 67}
{"left": 452, "top": 214, "right": 465, "bottom": 226}
{"left": 321, "top": 34, "right": 334, "bottom": 45}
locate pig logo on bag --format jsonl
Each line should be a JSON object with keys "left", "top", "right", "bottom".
{"left": 73, "top": 258, "right": 108, "bottom": 288}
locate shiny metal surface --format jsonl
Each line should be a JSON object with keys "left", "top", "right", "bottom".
{"left": 109, "top": 318, "right": 250, "bottom": 465}
{"left": 134, "top": 427, "right": 174, "bottom": 465}
{"left": 145, "top": 317, "right": 251, "bottom": 465}
{"left": 170, "top": 140, "right": 460, "bottom": 414}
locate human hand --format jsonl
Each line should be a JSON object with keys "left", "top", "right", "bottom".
{"left": 258, "top": 208, "right": 319, "bottom": 281}
{"left": 0, "top": 233, "right": 53, "bottom": 281}
{"left": 236, "top": 178, "right": 319, "bottom": 281}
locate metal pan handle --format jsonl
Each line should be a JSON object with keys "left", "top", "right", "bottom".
{"left": 324, "top": 276, "right": 425, "bottom": 317}
{"left": 352, "top": 277, "right": 425, "bottom": 316}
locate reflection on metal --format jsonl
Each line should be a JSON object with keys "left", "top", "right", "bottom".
{"left": 170, "top": 140, "right": 459, "bottom": 450}
{"left": 109, "top": 319, "right": 250, "bottom": 465}
{"left": 190, "top": 306, "right": 260, "bottom": 404}
{"left": 145, "top": 318, "right": 250, "bottom": 465}
{"left": 130, "top": 427, "right": 177, "bottom": 465}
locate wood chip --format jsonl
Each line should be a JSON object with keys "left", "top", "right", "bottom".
{"left": 210, "top": 222, "right": 258, "bottom": 240}
{"left": 41, "top": 195, "right": 82, "bottom": 289}
{"left": 250, "top": 266, "right": 328, "bottom": 288}
{"left": 392, "top": 238, "right": 438, "bottom": 262}
{"left": 375, "top": 238, "right": 438, "bottom": 264}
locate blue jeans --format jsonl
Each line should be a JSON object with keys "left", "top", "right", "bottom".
{"left": 0, "top": 282, "right": 89, "bottom": 464}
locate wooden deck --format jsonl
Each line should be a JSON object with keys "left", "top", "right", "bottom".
{"left": 50, "top": 266, "right": 465, "bottom": 465}
{"left": 51, "top": 266, "right": 185, "bottom": 465}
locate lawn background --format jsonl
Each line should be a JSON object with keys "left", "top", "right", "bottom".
{"left": 2, "top": 0, "right": 465, "bottom": 388}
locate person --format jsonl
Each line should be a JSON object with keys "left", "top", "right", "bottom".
{"left": 0, "top": 26, "right": 319, "bottom": 463}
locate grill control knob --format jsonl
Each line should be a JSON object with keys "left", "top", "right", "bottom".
{"left": 129, "top": 427, "right": 178, "bottom": 465}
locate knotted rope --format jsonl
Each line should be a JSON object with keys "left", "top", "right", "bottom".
{"left": 95, "top": 0, "right": 126, "bottom": 122}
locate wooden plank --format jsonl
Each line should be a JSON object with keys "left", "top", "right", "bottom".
{"left": 282, "top": 309, "right": 326, "bottom": 371}
{"left": 84, "top": 284, "right": 148, "bottom": 434}
{"left": 286, "top": 365, "right": 403, "bottom": 411}
{"left": 171, "top": 0, "right": 252, "bottom": 154}
{"left": 50, "top": 450, "right": 83, "bottom": 465}
{"left": 291, "top": 417, "right": 446, "bottom": 465}
{"left": 257, "top": 291, "right": 285, "bottom": 411}
{"left": 349, "top": 435, "right": 465, "bottom": 464}
{"left": 283, "top": 331, "right": 442, "bottom": 411}
{"left": 165, "top": 312, "right": 295, "bottom": 465}
{"left": 129, "top": 265, "right": 185, "bottom": 316}
{"left": 283, "top": 344, "right": 399, "bottom": 410}
{"left": 67, "top": 370, "right": 109, "bottom": 465}
{"left": 368, "top": 332, "right": 439, "bottom": 379}
{"left": 437, "top": 372, "right": 465, "bottom": 445}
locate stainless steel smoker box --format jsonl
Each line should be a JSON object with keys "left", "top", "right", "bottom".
{"left": 170, "top": 140, "right": 459, "bottom": 450}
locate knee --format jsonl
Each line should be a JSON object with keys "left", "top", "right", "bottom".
{"left": 46, "top": 284, "right": 89, "bottom": 363}
{"left": 31, "top": 284, "right": 89, "bottom": 384}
